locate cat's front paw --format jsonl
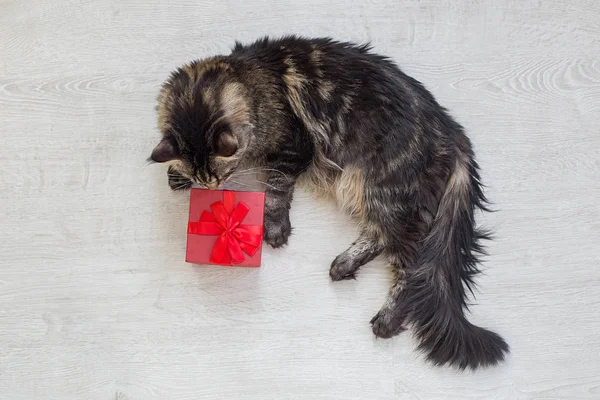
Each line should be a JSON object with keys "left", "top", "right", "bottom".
{"left": 329, "top": 254, "right": 359, "bottom": 281}
{"left": 263, "top": 211, "right": 291, "bottom": 248}
{"left": 168, "top": 167, "right": 192, "bottom": 191}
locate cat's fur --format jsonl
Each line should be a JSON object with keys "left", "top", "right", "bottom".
{"left": 150, "top": 36, "right": 509, "bottom": 369}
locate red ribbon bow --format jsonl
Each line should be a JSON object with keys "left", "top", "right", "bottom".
{"left": 187, "top": 191, "right": 264, "bottom": 265}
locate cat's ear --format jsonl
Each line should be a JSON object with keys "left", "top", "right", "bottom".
{"left": 150, "top": 137, "right": 179, "bottom": 163}
{"left": 214, "top": 130, "right": 238, "bottom": 157}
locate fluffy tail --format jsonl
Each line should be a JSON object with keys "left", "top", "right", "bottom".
{"left": 405, "top": 148, "right": 509, "bottom": 370}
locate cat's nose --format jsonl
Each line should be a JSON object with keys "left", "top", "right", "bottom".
{"left": 205, "top": 181, "right": 219, "bottom": 190}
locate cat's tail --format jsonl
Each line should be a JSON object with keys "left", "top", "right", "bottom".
{"left": 405, "top": 146, "right": 509, "bottom": 370}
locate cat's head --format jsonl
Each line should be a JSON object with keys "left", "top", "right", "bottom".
{"left": 150, "top": 59, "right": 253, "bottom": 189}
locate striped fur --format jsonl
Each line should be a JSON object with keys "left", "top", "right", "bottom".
{"left": 150, "top": 36, "right": 509, "bottom": 369}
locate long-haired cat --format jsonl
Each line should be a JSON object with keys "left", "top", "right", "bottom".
{"left": 150, "top": 36, "right": 509, "bottom": 369}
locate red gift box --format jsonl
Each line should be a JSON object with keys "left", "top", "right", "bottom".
{"left": 186, "top": 189, "right": 265, "bottom": 267}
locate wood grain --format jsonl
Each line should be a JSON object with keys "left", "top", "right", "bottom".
{"left": 1, "top": 0, "right": 600, "bottom": 399}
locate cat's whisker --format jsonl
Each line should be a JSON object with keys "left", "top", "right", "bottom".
{"left": 167, "top": 173, "right": 186, "bottom": 178}
{"left": 225, "top": 179, "right": 254, "bottom": 190}
{"left": 168, "top": 176, "right": 188, "bottom": 182}
{"left": 232, "top": 167, "right": 288, "bottom": 176}
{"left": 229, "top": 168, "right": 291, "bottom": 182}
{"left": 173, "top": 182, "right": 192, "bottom": 190}
{"left": 256, "top": 181, "right": 282, "bottom": 191}
{"left": 229, "top": 178, "right": 284, "bottom": 192}
{"left": 169, "top": 176, "right": 193, "bottom": 190}
{"left": 227, "top": 179, "right": 271, "bottom": 191}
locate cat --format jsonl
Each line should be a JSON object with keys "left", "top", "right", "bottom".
{"left": 149, "top": 36, "right": 509, "bottom": 370}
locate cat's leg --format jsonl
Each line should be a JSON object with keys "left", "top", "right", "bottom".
{"left": 370, "top": 255, "right": 410, "bottom": 338}
{"left": 262, "top": 179, "right": 294, "bottom": 248}
{"left": 262, "top": 156, "right": 310, "bottom": 248}
{"left": 167, "top": 166, "right": 192, "bottom": 191}
{"left": 361, "top": 185, "right": 422, "bottom": 338}
{"left": 329, "top": 232, "right": 383, "bottom": 281}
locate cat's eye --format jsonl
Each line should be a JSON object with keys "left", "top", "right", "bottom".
{"left": 215, "top": 131, "right": 238, "bottom": 157}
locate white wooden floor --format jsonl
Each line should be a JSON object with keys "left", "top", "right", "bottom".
{"left": 1, "top": 1, "right": 600, "bottom": 399}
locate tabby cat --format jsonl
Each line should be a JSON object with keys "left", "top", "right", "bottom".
{"left": 150, "top": 36, "right": 509, "bottom": 369}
